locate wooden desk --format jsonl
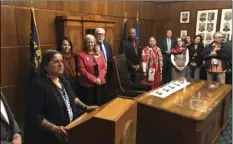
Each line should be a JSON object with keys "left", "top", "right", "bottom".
{"left": 66, "top": 97, "right": 137, "bottom": 144}
{"left": 136, "top": 78, "right": 232, "bottom": 144}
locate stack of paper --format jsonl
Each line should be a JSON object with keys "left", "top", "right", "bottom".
{"left": 149, "top": 80, "right": 191, "bottom": 98}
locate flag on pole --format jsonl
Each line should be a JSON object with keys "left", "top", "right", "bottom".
{"left": 135, "top": 12, "right": 139, "bottom": 41}
{"left": 120, "top": 12, "right": 128, "bottom": 54}
{"left": 30, "top": 5, "right": 42, "bottom": 78}
{"left": 123, "top": 12, "right": 128, "bottom": 40}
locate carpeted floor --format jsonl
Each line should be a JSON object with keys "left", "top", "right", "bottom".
{"left": 216, "top": 102, "right": 232, "bottom": 144}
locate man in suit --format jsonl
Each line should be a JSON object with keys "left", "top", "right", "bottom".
{"left": 95, "top": 28, "right": 113, "bottom": 104}
{"left": 120, "top": 28, "right": 142, "bottom": 83}
{"left": 224, "top": 40, "right": 232, "bottom": 84}
{"left": 159, "top": 30, "right": 175, "bottom": 84}
{"left": 1, "top": 88, "right": 22, "bottom": 144}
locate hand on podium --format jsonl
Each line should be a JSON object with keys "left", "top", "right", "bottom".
{"left": 51, "top": 125, "right": 69, "bottom": 143}
{"left": 86, "top": 105, "right": 99, "bottom": 112}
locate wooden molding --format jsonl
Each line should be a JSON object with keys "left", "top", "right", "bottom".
{"left": 55, "top": 15, "right": 82, "bottom": 21}
{"left": 82, "top": 15, "right": 116, "bottom": 23}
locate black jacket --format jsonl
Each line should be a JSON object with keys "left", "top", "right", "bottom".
{"left": 24, "top": 75, "right": 78, "bottom": 144}
{"left": 202, "top": 42, "right": 231, "bottom": 71}
{"left": 102, "top": 41, "right": 113, "bottom": 76}
{"left": 1, "top": 89, "right": 21, "bottom": 144}
{"left": 120, "top": 39, "right": 142, "bottom": 71}
{"left": 187, "top": 43, "right": 204, "bottom": 67}
{"left": 159, "top": 38, "right": 176, "bottom": 55}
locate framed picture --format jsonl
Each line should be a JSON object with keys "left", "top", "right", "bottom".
{"left": 180, "top": 30, "right": 188, "bottom": 39}
{"left": 180, "top": 11, "right": 190, "bottom": 23}
{"left": 195, "top": 9, "right": 218, "bottom": 45}
{"left": 220, "top": 9, "right": 232, "bottom": 42}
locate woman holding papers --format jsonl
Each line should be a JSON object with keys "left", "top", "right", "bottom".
{"left": 171, "top": 37, "right": 189, "bottom": 80}
{"left": 141, "top": 37, "right": 163, "bottom": 89}
{"left": 24, "top": 50, "right": 98, "bottom": 144}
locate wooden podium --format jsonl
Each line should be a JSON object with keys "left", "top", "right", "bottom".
{"left": 66, "top": 97, "right": 137, "bottom": 144}
{"left": 136, "top": 78, "right": 232, "bottom": 144}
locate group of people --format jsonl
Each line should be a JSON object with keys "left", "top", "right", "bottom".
{"left": 121, "top": 28, "right": 232, "bottom": 88}
{"left": 24, "top": 28, "right": 113, "bottom": 144}
{"left": 1, "top": 27, "right": 231, "bottom": 144}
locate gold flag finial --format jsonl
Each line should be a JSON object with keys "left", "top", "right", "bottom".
{"left": 136, "top": 12, "right": 139, "bottom": 22}
{"left": 124, "top": 12, "right": 127, "bottom": 23}
{"left": 30, "top": 1, "right": 33, "bottom": 6}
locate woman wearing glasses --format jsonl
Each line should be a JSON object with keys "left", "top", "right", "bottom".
{"left": 24, "top": 50, "right": 98, "bottom": 144}
{"left": 171, "top": 37, "right": 189, "bottom": 80}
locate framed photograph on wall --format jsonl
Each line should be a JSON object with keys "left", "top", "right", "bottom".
{"left": 220, "top": 9, "right": 232, "bottom": 42}
{"left": 180, "top": 11, "right": 190, "bottom": 23}
{"left": 180, "top": 30, "right": 188, "bottom": 39}
{"left": 196, "top": 9, "right": 218, "bottom": 45}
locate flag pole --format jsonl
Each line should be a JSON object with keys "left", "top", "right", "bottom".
{"left": 124, "top": 12, "right": 127, "bottom": 23}
{"left": 135, "top": 12, "right": 139, "bottom": 40}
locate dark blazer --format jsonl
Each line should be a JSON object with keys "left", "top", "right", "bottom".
{"left": 24, "top": 75, "right": 78, "bottom": 144}
{"left": 1, "top": 89, "right": 21, "bottom": 144}
{"left": 102, "top": 41, "right": 113, "bottom": 78}
{"left": 187, "top": 43, "right": 204, "bottom": 66}
{"left": 202, "top": 42, "right": 231, "bottom": 71}
{"left": 120, "top": 39, "right": 142, "bottom": 71}
{"left": 159, "top": 38, "right": 176, "bottom": 55}
{"left": 223, "top": 40, "right": 232, "bottom": 66}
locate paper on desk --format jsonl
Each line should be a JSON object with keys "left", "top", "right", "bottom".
{"left": 149, "top": 80, "right": 191, "bottom": 98}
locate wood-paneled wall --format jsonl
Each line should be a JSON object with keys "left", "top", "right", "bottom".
{"left": 0, "top": 1, "right": 231, "bottom": 123}
{"left": 0, "top": 1, "right": 158, "bottom": 122}
{"left": 153, "top": 1, "right": 232, "bottom": 42}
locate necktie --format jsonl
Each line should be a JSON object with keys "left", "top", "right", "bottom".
{"left": 133, "top": 41, "right": 138, "bottom": 55}
{"left": 167, "top": 39, "right": 171, "bottom": 52}
{"left": 99, "top": 43, "right": 107, "bottom": 61}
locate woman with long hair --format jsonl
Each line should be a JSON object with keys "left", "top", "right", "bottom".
{"left": 187, "top": 35, "right": 204, "bottom": 80}
{"left": 77, "top": 34, "right": 107, "bottom": 106}
{"left": 184, "top": 36, "right": 192, "bottom": 47}
{"left": 57, "top": 37, "right": 80, "bottom": 96}
{"left": 141, "top": 37, "right": 163, "bottom": 89}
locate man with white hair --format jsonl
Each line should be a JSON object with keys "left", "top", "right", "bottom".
{"left": 202, "top": 32, "right": 231, "bottom": 84}
{"left": 95, "top": 28, "right": 113, "bottom": 104}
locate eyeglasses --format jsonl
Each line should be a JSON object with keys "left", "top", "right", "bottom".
{"left": 49, "top": 60, "right": 64, "bottom": 65}
{"left": 96, "top": 33, "right": 105, "bottom": 36}
{"left": 214, "top": 37, "right": 222, "bottom": 39}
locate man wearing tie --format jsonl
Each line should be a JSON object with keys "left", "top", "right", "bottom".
{"left": 1, "top": 88, "right": 22, "bottom": 144}
{"left": 95, "top": 28, "right": 113, "bottom": 104}
{"left": 159, "top": 30, "right": 175, "bottom": 84}
{"left": 120, "top": 28, "right": 142, "bottom": 82}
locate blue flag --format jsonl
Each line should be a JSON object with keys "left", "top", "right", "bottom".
{"left": 30, "top": 7, "right": 42, "bottom": 76}
{"left": 135, "top": 23, "right": 139, "bottom": 40}
{"left": 120, "top": 13, "right": 128, "bottom": 54}
{"left": 135, "top": 13, "right": 139, "bottom": 41}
